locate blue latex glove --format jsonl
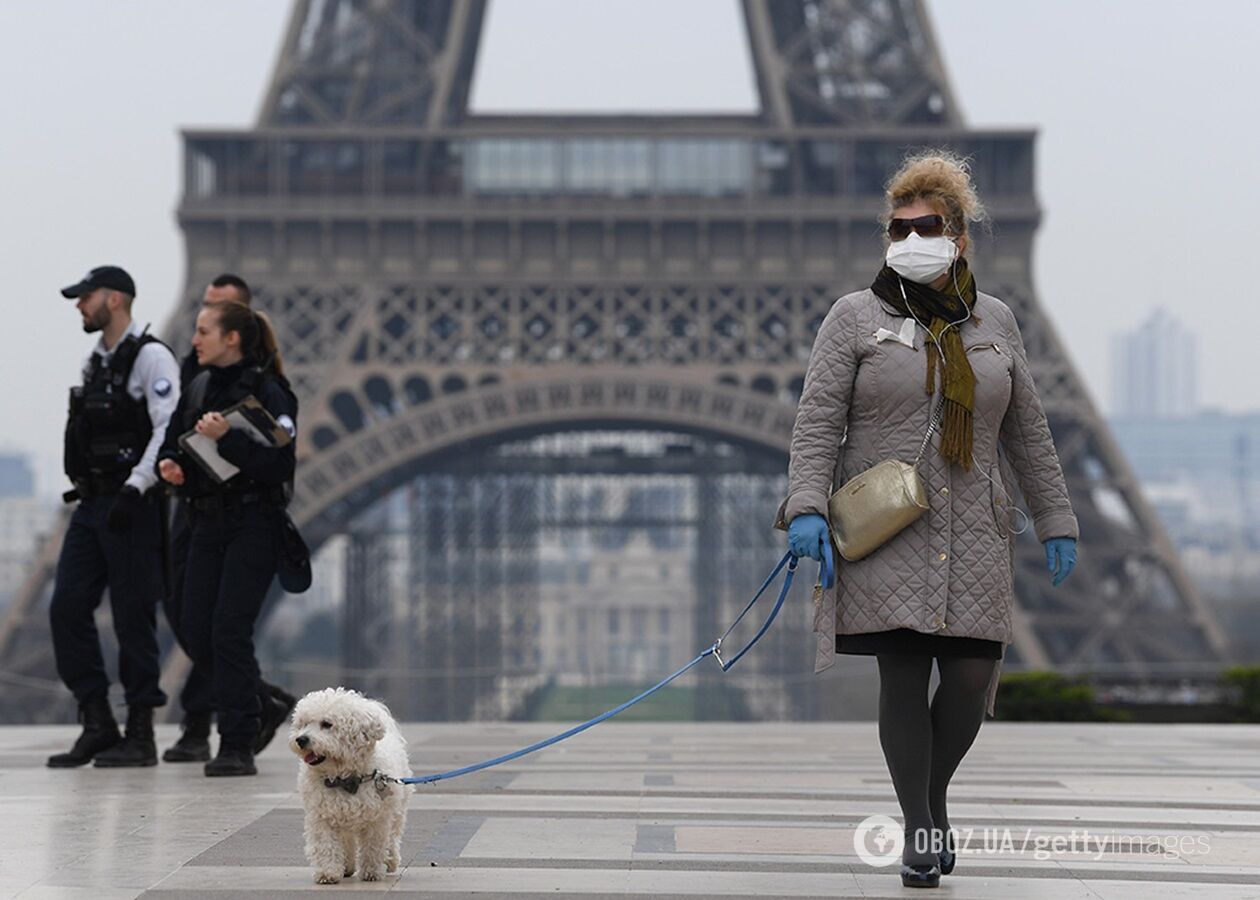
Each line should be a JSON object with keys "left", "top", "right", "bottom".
{"left": 788, "top": 514, "right": 829, "bottom": 562}
{"left": 1044, "top": 537, "right": 1077, "bottom": 587}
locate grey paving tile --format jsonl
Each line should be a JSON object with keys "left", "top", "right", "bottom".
{"left": 634, "top": 824, "right": 676, "bottom": 854}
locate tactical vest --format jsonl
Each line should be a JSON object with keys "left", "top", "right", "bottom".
{"left": 63, "top": 333, "right": 167, "bottom": 494}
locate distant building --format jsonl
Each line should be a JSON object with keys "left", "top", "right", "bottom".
{"left": 1110, "top": 411, "right": 1260, "bottom": 526}
{"left": 536, "top": 532, "right": 693, "bottom": 684}
{"left": 1110, "top": 308, "right": 1199, "bottom": 418}
{"left": 0, "top": 454, "right": 34, "bottom": 498}
{"left": 1110, "top": 411, "right": 1260, "bottom": 660}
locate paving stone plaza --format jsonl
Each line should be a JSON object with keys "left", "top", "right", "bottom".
{"left": 2, "top": 720, "right": 1259, "bottom": 898}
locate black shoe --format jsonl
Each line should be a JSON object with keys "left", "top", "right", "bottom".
{"left": 163, "top": 711, "right": 212, "bottom": 762}
{"left": 47, "top": 696, "right": 121, "bottom": 768}
{"left": 252, "top": 691, "right": 296, "bottom": 755}
{"left": 900, "top": 863, "right": 941, "bottom": 888}
{"left": 939, "top": 830, "right": 956, "bottom": 875}
{"left": 94, "top": 706, "right": 158, "bottom": 767}
{"left": 205, "top": 744, "right": 256, "bottom": 777}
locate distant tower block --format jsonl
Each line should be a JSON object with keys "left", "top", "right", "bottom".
{"left": 1111, "top": 308, "right": 1199, "bottom": 418}
{"left": 0, "top": 0, "right": 1227, "bottom": 721}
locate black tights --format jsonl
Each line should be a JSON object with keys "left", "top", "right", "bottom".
{"left": 876, "top": 653, "right": 997, "bottom": 866}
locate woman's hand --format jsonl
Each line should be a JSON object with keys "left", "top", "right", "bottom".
{"left": 1044, "top": 537, "right": 1077, "bottom": 587}
{"left": 159, "top": 459, "right": 185, "bottom": 486}
{"left": 196, "top": 411, "right": 230, "bottom": 441}
{"left": 788, "top": 514, "right": 830, "bottom": 562}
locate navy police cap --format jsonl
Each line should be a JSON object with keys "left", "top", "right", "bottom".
{"left": 61, "top": 265, "right": 136, "bottom": 299}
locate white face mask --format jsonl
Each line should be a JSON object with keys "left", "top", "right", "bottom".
{"left": 886, "top": 232, "right": 958, "bottom": 284}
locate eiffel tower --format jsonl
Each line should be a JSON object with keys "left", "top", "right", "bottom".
{"left": 0, "top": 0, "right": 1229, "bottom": 722}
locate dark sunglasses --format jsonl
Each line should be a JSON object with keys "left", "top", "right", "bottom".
{"left": 887, "top": 214, "right": 947, "bottom": 241}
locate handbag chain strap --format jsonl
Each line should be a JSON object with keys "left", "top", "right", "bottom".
{"left": 910, "top": 397, "right": 947, "bottom": 469}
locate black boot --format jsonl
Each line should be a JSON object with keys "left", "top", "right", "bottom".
{"left": 163, "top": 711, "right": 212, "bottom": 762}
{"left": 252, "top": 689, "right": 297, "bottom": 755}
{"left": 47, "top": 696, "right": 121, "bottom": 768}
{"left": 94, "top": 706, "right": 158, "bottom": 768}
{"left": 205, "top": 743, "right": 256, "bottom": 777}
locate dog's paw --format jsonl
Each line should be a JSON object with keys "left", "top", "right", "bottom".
{"left": 360, "top": 869, "right": 382, "bottom": 882}
{"left": 313, "top": 870, "right": 341, "bottom": 884}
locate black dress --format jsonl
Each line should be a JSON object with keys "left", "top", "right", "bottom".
{"left": 837, "top": 629, "right": 1003, "bottom": 659}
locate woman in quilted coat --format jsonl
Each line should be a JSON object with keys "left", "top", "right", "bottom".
{"left": 778, "top": 151, "right": 1078, "bottom": 887}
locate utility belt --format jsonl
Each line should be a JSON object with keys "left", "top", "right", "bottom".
{"left": 63, "top": 476, "right": 129, "bottom": 503}
{"left": 187, "top": 486, "right": 287, "bottom": 514}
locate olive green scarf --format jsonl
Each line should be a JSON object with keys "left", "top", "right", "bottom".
{"left": 870, "top": 260, "right": 978, "bottom": 470}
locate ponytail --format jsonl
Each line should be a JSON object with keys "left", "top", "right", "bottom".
{"left": 212, "top": 303, "right": 285, "bottom": 376}
{"left": 254, "top": 310, "right": 284, "bottom": 377}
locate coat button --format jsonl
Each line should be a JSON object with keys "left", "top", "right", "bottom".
{"left": 937, "top": 552, "right": 948, "bottom": 561}
{"left": 940, "top": 487, "right": 950, "bottom": 496}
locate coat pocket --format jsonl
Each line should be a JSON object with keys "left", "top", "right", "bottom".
{"left": 965, "top": 341, "right": 1013, "bottom": 376}
{"left": 965, "top": 341, "right": 1006, "bottom": 357}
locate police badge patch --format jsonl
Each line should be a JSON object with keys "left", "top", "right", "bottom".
{"left": 153, "top": 378, "right": 172, "bottom": 397}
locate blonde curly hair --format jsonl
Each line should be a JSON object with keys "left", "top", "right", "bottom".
{"left": 884, "top": 149, "right": 987, "bottom": 246}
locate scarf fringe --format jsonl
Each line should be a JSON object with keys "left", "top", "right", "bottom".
{"left": 940, "top": 400, "right": 973, "bottom": 470}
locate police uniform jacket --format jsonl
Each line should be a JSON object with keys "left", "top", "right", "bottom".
{"left": 157, "top": 357, "right": 297, "bottom": 501}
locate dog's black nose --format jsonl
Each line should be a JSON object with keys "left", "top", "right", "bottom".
{"left": 296, "top": 735, "right": 309, "bottom": 748}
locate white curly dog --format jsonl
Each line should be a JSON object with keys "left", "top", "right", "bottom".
{"left": 288, "top": 687, "right": 413, "bottom": 883}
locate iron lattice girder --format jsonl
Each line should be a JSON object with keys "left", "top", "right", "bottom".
{"left": 285, "top": 371, "right": 803, "bottom": 549}
{"left": 262, "top": 0, "right": 959, "bottom": 129}
{"left": 258, "top": 0, "right": 486, "bottom": 127}
{"left": 745, "top": 0, "right": 962, "bottom": 126}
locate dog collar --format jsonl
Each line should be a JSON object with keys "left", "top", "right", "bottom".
{"left": 323, "top": 769, "right": 396, "bottom": 794}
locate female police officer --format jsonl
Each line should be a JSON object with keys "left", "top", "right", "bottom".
{"left": 157, "top": 301, "right": 296, "bottom": 776}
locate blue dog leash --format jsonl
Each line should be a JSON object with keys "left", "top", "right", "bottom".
{"left": 400, "top": 548, "right": 833, "bottom": 786}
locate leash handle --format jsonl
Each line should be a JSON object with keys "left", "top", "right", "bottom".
{"left": 713, "top": 552, "right": 798, "bottom": 672}
{"left": 818, "top": 538, "right": 835, "bottom": 589}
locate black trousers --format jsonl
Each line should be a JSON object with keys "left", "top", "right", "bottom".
{"left": 49, "top": 495, "right": 167, "bottom": 708}
{"left": 162, "top": 502, "right": 215, "bottom": 716}
{"left": 181, "top": 504, "right": 280, "bottom": 746}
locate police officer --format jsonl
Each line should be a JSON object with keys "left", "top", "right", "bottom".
{"left": 48, "top": 266, "right": 180, "bottom": 768}
{"left": 158, "top": 301, "right": 297, "bottom": 776}
{"left": 161, "top": 273, "right": 297, "bottom": 764}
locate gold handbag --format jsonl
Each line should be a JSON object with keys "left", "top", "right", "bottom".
{"left": 827, "top": 399, "right": 943, "bottom": 562}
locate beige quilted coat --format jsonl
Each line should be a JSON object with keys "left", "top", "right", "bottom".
{"left": 776, "top": 288, "right": 1079, "bottom": 717}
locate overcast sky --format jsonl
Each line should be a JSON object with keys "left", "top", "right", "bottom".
{"left": 3, "top": 0, "right": 1257, "bottom": 498}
